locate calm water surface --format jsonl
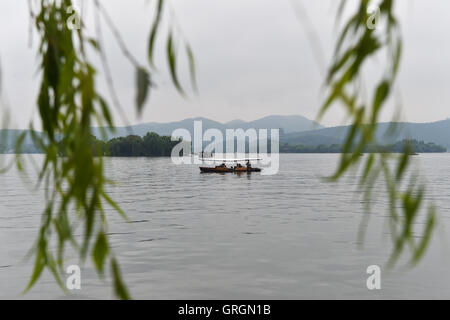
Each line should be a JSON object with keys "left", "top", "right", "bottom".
{"left": 1, "top": 154, "right": 450, "bottom": 299}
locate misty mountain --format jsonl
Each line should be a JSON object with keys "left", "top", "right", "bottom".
{"left": 0, "top": 130, "right": 42, "bottom": 153}
{"left": 280, "top": 119, "right": 450, "bottom": 150}
{"left": 2, "top": 117, "right": 449, "bottom": 153}
{"left": 91, "top": 115, "right": 323, "bottom": 140}
{"left": 225, "top": 115, "right": 323, "bottom": 133}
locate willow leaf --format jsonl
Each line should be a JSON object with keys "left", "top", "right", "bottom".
{"left": 136, "top": 67, "right": 151, "bottom": 115}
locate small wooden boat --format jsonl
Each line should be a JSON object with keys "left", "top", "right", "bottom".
{"left": 199, "top": 166, "right": 261, "bottom": 173}
{"left": 199, "top": 166, "right": 233, "bottom": 173}
{"left": 199, "top": 157, "right": 262, "bottom": 174}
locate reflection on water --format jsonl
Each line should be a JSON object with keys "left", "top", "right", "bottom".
{"left": 0, "top": 154, "right": 450, "bottom": 299}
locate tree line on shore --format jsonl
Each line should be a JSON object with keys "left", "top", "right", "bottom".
{"left": 92, "top": 133, "right": 447, "bottom": 156}
{"left": 280, "top": 139, "right": 447, "bottom": 153}
{"left": 4, "top": 132, "right": 445, "bottom": 156}
{"left": 85, "top": 132, "right": 182, "bottom": 157}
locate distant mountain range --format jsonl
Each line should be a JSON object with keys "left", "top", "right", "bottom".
{"left": 282, "top": 119, "right": 450, "bottom": 150}
{"left": 0, "top": 129, "right": 42, "bottom": 154}
{"left": 91, "top": 115, "right": 324, "bottom": 140}
{"left": 1, "top": 116, "right": 450, "bottom": 152}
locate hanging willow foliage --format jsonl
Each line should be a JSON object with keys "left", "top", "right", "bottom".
{"left": 323, "top": 0, "right": 436, "bottom": 266}
{"left": 6, "top": 0, "right": 196, "bottom": 299}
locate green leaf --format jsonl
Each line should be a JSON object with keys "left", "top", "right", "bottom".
{"left": 372, "top": 80, "right": 390, "bottom": 118}
{"left": 392, "top": 40, "right": 402, "bottom": 77}
{"left": 97, "top": 96, "right": 113, "bottom": 127}
{"left": 111, "top": 258, "right": 130, "bottom": 300}
{"left": 88, "top": 38, "right": 100, "bottom": 51}
{"left": 92, "top": 231, "right": 109, "bottom": 275}
{"left": 24, "top": 231, "right": 48, "bottom": 293}
{"left": 101, "top": 190, "right": 128, "bottom": 221}
{"left": 167, "top": 32, "right": 184, "bottom": 95}
{"left": 411, "top": 207, "right": 436, "bottom": 264}
{"left": 395, "top": 150, "right": 410, "bottom": 181}
{"left": 148, "top": 0, "right": 164, "bottom": 68}
{"left": 24, "top": 249, "right": 46, "bottom": 293}
{"left": 136, "top": 67, "right": 151, "bottom": 115}
{"left": 186, "top": 44, "right": 198, "bottom": 93}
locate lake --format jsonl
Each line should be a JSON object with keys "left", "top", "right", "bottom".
{"left": 1, "top": 153, "right": 450, "bottom": 299}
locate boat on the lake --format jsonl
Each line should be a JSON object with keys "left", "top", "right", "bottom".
{"left": 199, "top": 157, "right": 262, "bottom": 173}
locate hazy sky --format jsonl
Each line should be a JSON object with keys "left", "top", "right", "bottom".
{"left": 1, "top": 0, "right": 449, "bottom": 129}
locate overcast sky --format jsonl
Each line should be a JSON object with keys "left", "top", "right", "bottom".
{"left": 1, "top": 0, "right": 449, "bottom": 129}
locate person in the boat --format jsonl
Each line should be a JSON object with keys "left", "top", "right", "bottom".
{"left": 246, "top": 160, "right": 251, "bottom": 169}
{"left": 219, "top": 163, "right": 226, "bottom": 168}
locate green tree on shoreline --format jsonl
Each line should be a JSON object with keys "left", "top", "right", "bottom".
{"left": 105, "top": 132, "right": 181, "bottom": 157}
